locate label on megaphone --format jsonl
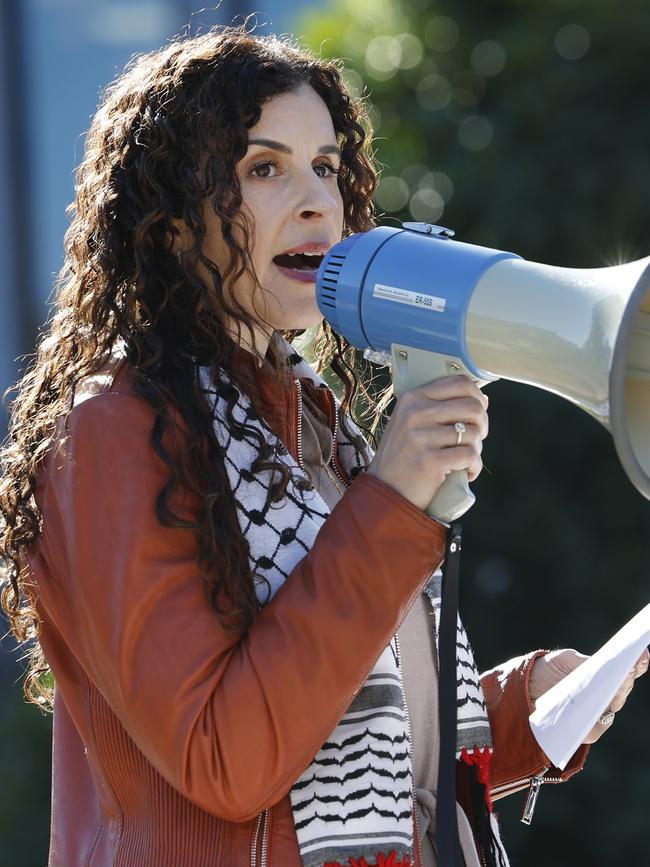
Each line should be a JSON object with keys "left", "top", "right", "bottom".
{"left": 373, "top": 283, "right": 447, "bottom": 313}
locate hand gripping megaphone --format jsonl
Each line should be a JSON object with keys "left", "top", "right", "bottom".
{"left": 315, "top": 222, "right": 650, "bottom": 523}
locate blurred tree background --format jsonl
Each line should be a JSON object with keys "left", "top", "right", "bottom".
{"left": 296, "top": 0, "right": 650, "bottom": 864}
{"left": 2, "top": 1, "right": 649, "bottom": 864}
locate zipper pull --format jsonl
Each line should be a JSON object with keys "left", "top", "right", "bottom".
{"left": 520, "top": 768, "right": 548, "bottom": 826}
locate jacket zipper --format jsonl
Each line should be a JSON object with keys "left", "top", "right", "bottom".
{"left": 490, "top": 766, "right": 562, "bottom": 825}
{"left": 294, "top": 378, "right": 304, "bottom": 468}
{"left": 295, "top": 377, "right": 349, "bottom": 490}
{"left": 250, "top": 808, "right": 270, "bottom": 867}
{"left": 394, "top": 631, "right": 423, "bottom": 867}
{"left": 327, "top": 402, "right": 348, "bottom": 488}
{"left": 260, "top": 809, "right": 270, "bottom": 866}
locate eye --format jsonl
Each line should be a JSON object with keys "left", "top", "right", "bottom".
{"left": 250, "top": 160, "right": 280, "bottom": 179}
{"left": 313, "top": 161, "right": 340, "bottom": 179}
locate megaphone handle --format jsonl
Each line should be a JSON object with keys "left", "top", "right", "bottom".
{"left": 425, "top": 470, "right": 475, "bottom": 524}
{"left": 390, "top": 345, "right": 477, "bottom": 524}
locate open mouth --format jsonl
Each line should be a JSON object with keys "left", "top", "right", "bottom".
{"left": 272, "top": 252, "right": 324, "bottom": 272}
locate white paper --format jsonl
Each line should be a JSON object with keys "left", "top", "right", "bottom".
{"left": 529, "top": 603, "right": 650, "bottom": 770}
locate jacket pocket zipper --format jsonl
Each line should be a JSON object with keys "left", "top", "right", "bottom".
{"left": 490, "top": 767, "right": 562, "bottom": 825}
{"left": 250, "top": 808, "right": 270, "bottom": 867}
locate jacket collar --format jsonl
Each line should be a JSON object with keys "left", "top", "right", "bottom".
{"left": 229, "top": 332, "right": 336, "bottom": 449}
{"left": 102, "top": 332, "right": 335, "bottom": 457}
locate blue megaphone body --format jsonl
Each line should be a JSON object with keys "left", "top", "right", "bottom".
{"left": 316, "top": 222, "right": 519, "bottom": 377}
{"left": 315, "top": 222, "right": 650, "bottom": 522}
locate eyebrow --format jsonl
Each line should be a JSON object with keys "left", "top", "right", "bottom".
{"left": 248, "top": 137, "right": 341, "bottom": 157}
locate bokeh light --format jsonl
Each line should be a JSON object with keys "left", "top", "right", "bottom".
{"left": 400, "top": 163, "right": 429, "bottom": 188}
{"left": 555, "top": 24, "right": 590, "bottom": 60}
{"left": 420, "top": 169, "right": 454, "bottom": 202}
{"left": 458, "top": 115, "right": 493, "bottom": 151}
{"left": 474, "top": 557, "right": 514, "bottom": 598}
{"left": 470, "top": 40, "right": 506, "bottom": 77}
{"left": 409, "top": 187, "right": 445, "bottom": 221}
{"left": 396, "top": 33, "right": 424, "bottom": 69}
{"left": 342, "top": 67, "right": 364, "bottom": 98}
{"left": 423, "top": 15, "right": 460, "bottom": 52}
{"left": 375, "top": 175, "right": 410, "bottom": 212}
{"left": 365, "top": 35, "right": 401, "bottom": 79}
{"left": 416, "top": 72, "right": 452, "bottom": 110}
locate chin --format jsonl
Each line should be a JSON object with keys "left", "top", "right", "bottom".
{"left": 274, "top": 303, "right": 323, "bottom": 333}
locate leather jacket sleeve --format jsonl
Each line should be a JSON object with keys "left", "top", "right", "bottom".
{"left": 481, "top": 650, "right": 590, "bottom": 797}
{"left": 35, "top": 392, "right": 447, "bottom": 823}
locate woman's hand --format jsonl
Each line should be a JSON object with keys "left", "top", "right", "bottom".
{"left": 366, "top": 375, "right": 489, "bottom": 512}
{"left": 529, "top": 647, "right": 650, "bottom": 744}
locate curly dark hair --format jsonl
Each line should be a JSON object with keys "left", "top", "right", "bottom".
{"left": 0, "top": 24, "right": 380, "bottom": 710}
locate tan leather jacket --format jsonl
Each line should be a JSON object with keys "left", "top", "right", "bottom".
{"left": 26, "top": 353, "right": 587, "bottom": 867}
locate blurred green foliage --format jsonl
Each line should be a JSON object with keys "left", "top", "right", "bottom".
{"left": 295, "top": 0, "right": 650, "bottom": 863}
{"left": 0, "top": 662, "right": 51, "bottom": 866}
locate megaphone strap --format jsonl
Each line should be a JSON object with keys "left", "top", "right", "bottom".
{"left": 437, "top": 524, "right": 464, "bottom": 867}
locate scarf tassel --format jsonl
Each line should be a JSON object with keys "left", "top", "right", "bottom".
{"left": 324, "top": 852, "right": 413, "bottom": 867}
{"left": 460, "top": 745, "right": 493, "bottom": 810}
{"left": 461, "top": 747, "right": 509, "bottom": 867}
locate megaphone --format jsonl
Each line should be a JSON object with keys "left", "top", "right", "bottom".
{"left": 315, "top": 222, "right": 650, "bottom": 523}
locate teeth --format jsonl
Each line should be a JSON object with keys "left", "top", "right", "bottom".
{"left": 284, "top": 250, "right": 323, "bottom": 256}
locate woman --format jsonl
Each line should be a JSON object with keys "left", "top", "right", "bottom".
{"left": 0, "top": 26, "right": 646, "bottom": 867}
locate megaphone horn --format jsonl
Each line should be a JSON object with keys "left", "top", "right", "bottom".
{"left": 315, "top": 222, "right": 650, "bottom": 522}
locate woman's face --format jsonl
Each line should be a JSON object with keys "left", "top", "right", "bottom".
{"left": 203, "top": 83, "right": 345, "bottom": 352}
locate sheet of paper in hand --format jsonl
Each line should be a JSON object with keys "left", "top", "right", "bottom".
{"left": 529, "top": 603, "right": 650, "bottom": 770}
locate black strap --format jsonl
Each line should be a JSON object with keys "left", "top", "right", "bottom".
{"left": 436, "top": 523, "right": 464, "bottom": 866}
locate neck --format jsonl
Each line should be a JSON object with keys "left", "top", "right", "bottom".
{"left": 228, "top": 320, "right": 273, "bottom": 367}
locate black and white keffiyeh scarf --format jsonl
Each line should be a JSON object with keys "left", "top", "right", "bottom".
{"left": 199, "top": 337, "right": 498, "bottom": 867}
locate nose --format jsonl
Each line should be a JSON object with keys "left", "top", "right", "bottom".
{"left": 293, "top": 167, "right": 339, "bottom": 222}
